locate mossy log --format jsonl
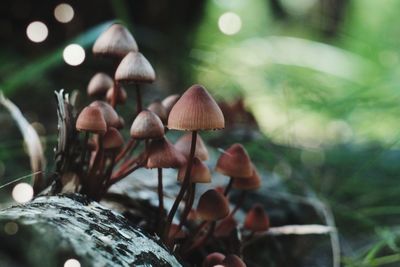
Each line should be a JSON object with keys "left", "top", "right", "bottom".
{"left": 0, "top": 194, "right": 182, "bottom": 267}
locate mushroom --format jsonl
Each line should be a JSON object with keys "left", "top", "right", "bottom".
{"left": 197, "top": 189, "right": 229, "bottom": 221}
{"left": 92, "top": 23, "right": 138, "bottom": 58}
{"left": 130, "top": 110, "right": 164, "bottom": 140}
{"left": 115, "top": 52, "right": 156, "bottom": 114}
{"left": 162, "top": 94, "right": 180, "bottom": 117}
{"left": 89, "top": 101, "right": 120, "bottom": 128}
{"left": 147, "top": 100, "right": 168, "bottom": 124}
{"left": 244, "top": 203, "right": 270, "bottom": 233}
{"left": 87, "top": 73, "right": 113, "bottom": 99}
{"left": 164, "top": 84, "right": 224, "bottom": 241}
{"left": 106, "top": 86, "right": 127, "bottom": 105}
{"left": 202, "top": 252, "right": 226, "bottom": 267}
{"left": 221, "top": 254, "right": 246, "bottom": 267}
{"left": 215, "top": 143, "right": 253, "bottom": 196}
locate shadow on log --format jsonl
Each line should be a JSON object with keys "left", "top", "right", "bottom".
{"left": 0, "top": 194, "right": 181, "bottom": 267}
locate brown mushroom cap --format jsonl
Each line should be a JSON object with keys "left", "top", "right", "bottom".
{"left": 76, "top": 106, "right": 107, "bottom": 134}
{"left": 216, "top": 143, "right": 253, "bottom": 177}
{"left": 103, "top": 127, "right": 124, "bottom": 151}
{"left": 92, "top": 23, "right": 138, "bottom": 58}
{"left": 130, "top": 110, "right": 164, "bottom": 140}
{"left": 167, "top": 84, "right": 225, "bottom": 131}
{"left": 214, "top": 215, "right": 237, "bottom": 238}
{"left": 115, "top": 52, "right": 156, "bottom": 83}
{"left": 106, "top": 86, "right": 127, "bottom": 105}
{"left": 87, "top": 73, "right": 113, "bottom": 98}
{"left": 221, "top": 254, "right": 246, "bottom": 267}
{"left": 146, "top": 137, "right": 186, "bottom": 169}
{"left": 244, "top": 204, "right": 269, "bottom": 232}
{"left": 197, "top": 189, "right": 229, "bottom": 221}
{"left": 174, "top": 133, "right": 209, "bottom": 161}
{"left": 147, "top": 101, "right": 167, "bottom": 123}
{"left": 162, "top": 94, "right": 180, "bottom": 116}
{"left": 177, "top": 157, "right": 211, "bottom": 183}
{"left": 168, "top": 224, "right": 188, "bottom": 240}
{"left": 89, "top": 101, "right": 120, "bottom": 128}
{"left": 203, "top": 252, "right": 226, "bottom": 267}
{"left": 232, "top": 167, "right": 261, "bottom": 190}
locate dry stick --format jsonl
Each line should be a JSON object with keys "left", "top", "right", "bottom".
{"left": 224, "top": 177, "right": 234, "bottom": 196}
{"left": 163, "top": 131, "right": 198, "bottom": 241}
{"left": 135, "top": 84, "right": 142, "bottom": 115}
{"left": 115, "top": 139, "right": 137, "bottom": 163}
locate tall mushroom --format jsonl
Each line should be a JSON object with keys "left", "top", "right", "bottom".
{"left": 92, "top": 23, "right": 138, "bottom": 108}
{"left": 115, "top": 52, "right": 156, "bottom": 114}
{"left": 164, "top": 84, "right": 225, "bottom": 241}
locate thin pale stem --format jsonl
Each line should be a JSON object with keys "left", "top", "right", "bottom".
{"left": 135, "top": 84, "right": 142, "bottom": 115}
{"left": 111, "top": 80, "right": 120, "bottom": 108}
{"left": 107, "top": 162, "right": 143, "bottom": 186}
{"left": 231, "top": 190, "right": 248, "bottom": 216}
{"left": 184, "top": 221, "right": 216, "bottom": 255}
{"left": 176, "top": 183, "right": 196, "bottom": 235}
{"left": 164, "top": 131, "right": 197, "bottom": 241}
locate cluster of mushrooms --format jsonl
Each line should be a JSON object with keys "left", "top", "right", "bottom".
{"left": 73, "top": 23, "right": 270, "bottom": 267}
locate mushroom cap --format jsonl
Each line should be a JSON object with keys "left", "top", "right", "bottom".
{"left": 177, "top": 157, "right": 211, "bottom": 183}
{"left": 146, "top": 137, "right": 186, "bottom": 169}
{"left": 221, "top": 255, "right": 246, "bottom": 267}
{"left": 106, "top": 86, "right": 127, "bottom": 105}
{"left": 167, "top": 84, "right": 225, "bottom": 131}
{"left": 162, "top": 94, "right": 180, "bottom": 116}
{"left": 197, "top": 189, "right": 229, "bottom": 221}
{"left": 214, "top": 215, "right": 237, "bottom": 238}
{"left": 92, "top": 23, "right": 138, "bottom": 58}
{"left": 202, "top": 252, "right": 226, "bottom": 267}
{"left": 232, "top": 167, "right": 261, "bottom": 190}
{"left": 147, "top": 101, "right": 167, "bottom": 123}
{"left": 174, "top": 133, "right": 209, "bottom": 161}
{"left": 103, "top": 127, "right": 124, "bottom": 150}
{"left": 130, "top": 110, "right": 164, "bottom": 140}
{"left": 76, "top": 106, "right": 107, "bottom": 134}
{"left": 215, "top": 143, "right": 253, "bottom": 177}
{"left": 244, "top": 204, "right": 269, "bottom": 232}
{"left": 87, "top": 73, "right": 113, "bottom": 98}
{"left": 115, "top": 52, "right": 156, "bottom": 83}
{"left": 89, "top": 101, "right": 120, "bottom": 128}
{"left": 168, "top": 224, "right": 188, "bottom": 240}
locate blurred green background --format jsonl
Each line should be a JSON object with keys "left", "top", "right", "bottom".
{"left": 1, "top": 0, "right": 400, "bottom": 266}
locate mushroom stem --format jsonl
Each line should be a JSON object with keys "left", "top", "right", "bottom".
{"left": 176, "top": 183, "right": 196, "bottom": 234}
{"left": 115, "top": 139, "right": 137, "bottom": 163}
{"left": 224, "top": 177, "right": 234, "bottom": 196}
{"left": 135, "top": 84, "right": 142, "bottom": 115}
{"left": 107, "top": 162, "right": 143, "bottom": 186}
{"left": 80, "top": 131, "right": 90, "bottom": 172}
{"left": 231, "top": 190, "right": 247, "bottom": 216}
{"left": 184, "top": 221, "right": 216, "bottom": 255}
{"left": 157, "top": 167, "right": 164, "bottom": 218}
{"left": 164, "top": 130, "right": 197, "bottom": 241}
{"left": 111, "top": 80, "right": 120, "bottom": 108}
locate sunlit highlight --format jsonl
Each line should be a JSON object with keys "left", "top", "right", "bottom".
{"left": 54, "top": 3, "right": 74, "bottom": 23}
{"left": 26, "top": 21, "right": 48, "bottom": 43}
{"left": 218, "top": 12, "right": 242, "bottom": 35}
{"left": 12, "top": 183, "right": 33, "bottom": 203}
{"left": 63, "top": 44, "right": 85, "bottom": 66}
{"left": 64, "top": 259, "right": 81, "bottom": 267}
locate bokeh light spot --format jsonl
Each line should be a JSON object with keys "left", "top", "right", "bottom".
{"left": 26, "top": 21, "right": 48, "bottom": 43}
{"left": 4, "top": 222, "right": 18, "bottom": 235}
{"left": 64, "top": 259, "right": 81, "bottom": 267}
{"left": 12, "top": 183, "right": 33, "bottom": 203}
{"left": 63, "top": 44, "right": 85, "bottom": 66}
{"left": 54, "top": 3, "right": 74, "bottom": 23}
{"left": 218, "top": 12, "right": 242, "bottom": 35}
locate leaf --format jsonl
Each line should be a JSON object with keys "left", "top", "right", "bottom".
{"left": 0, "top": 91, "right": 45, "bottom": 193}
